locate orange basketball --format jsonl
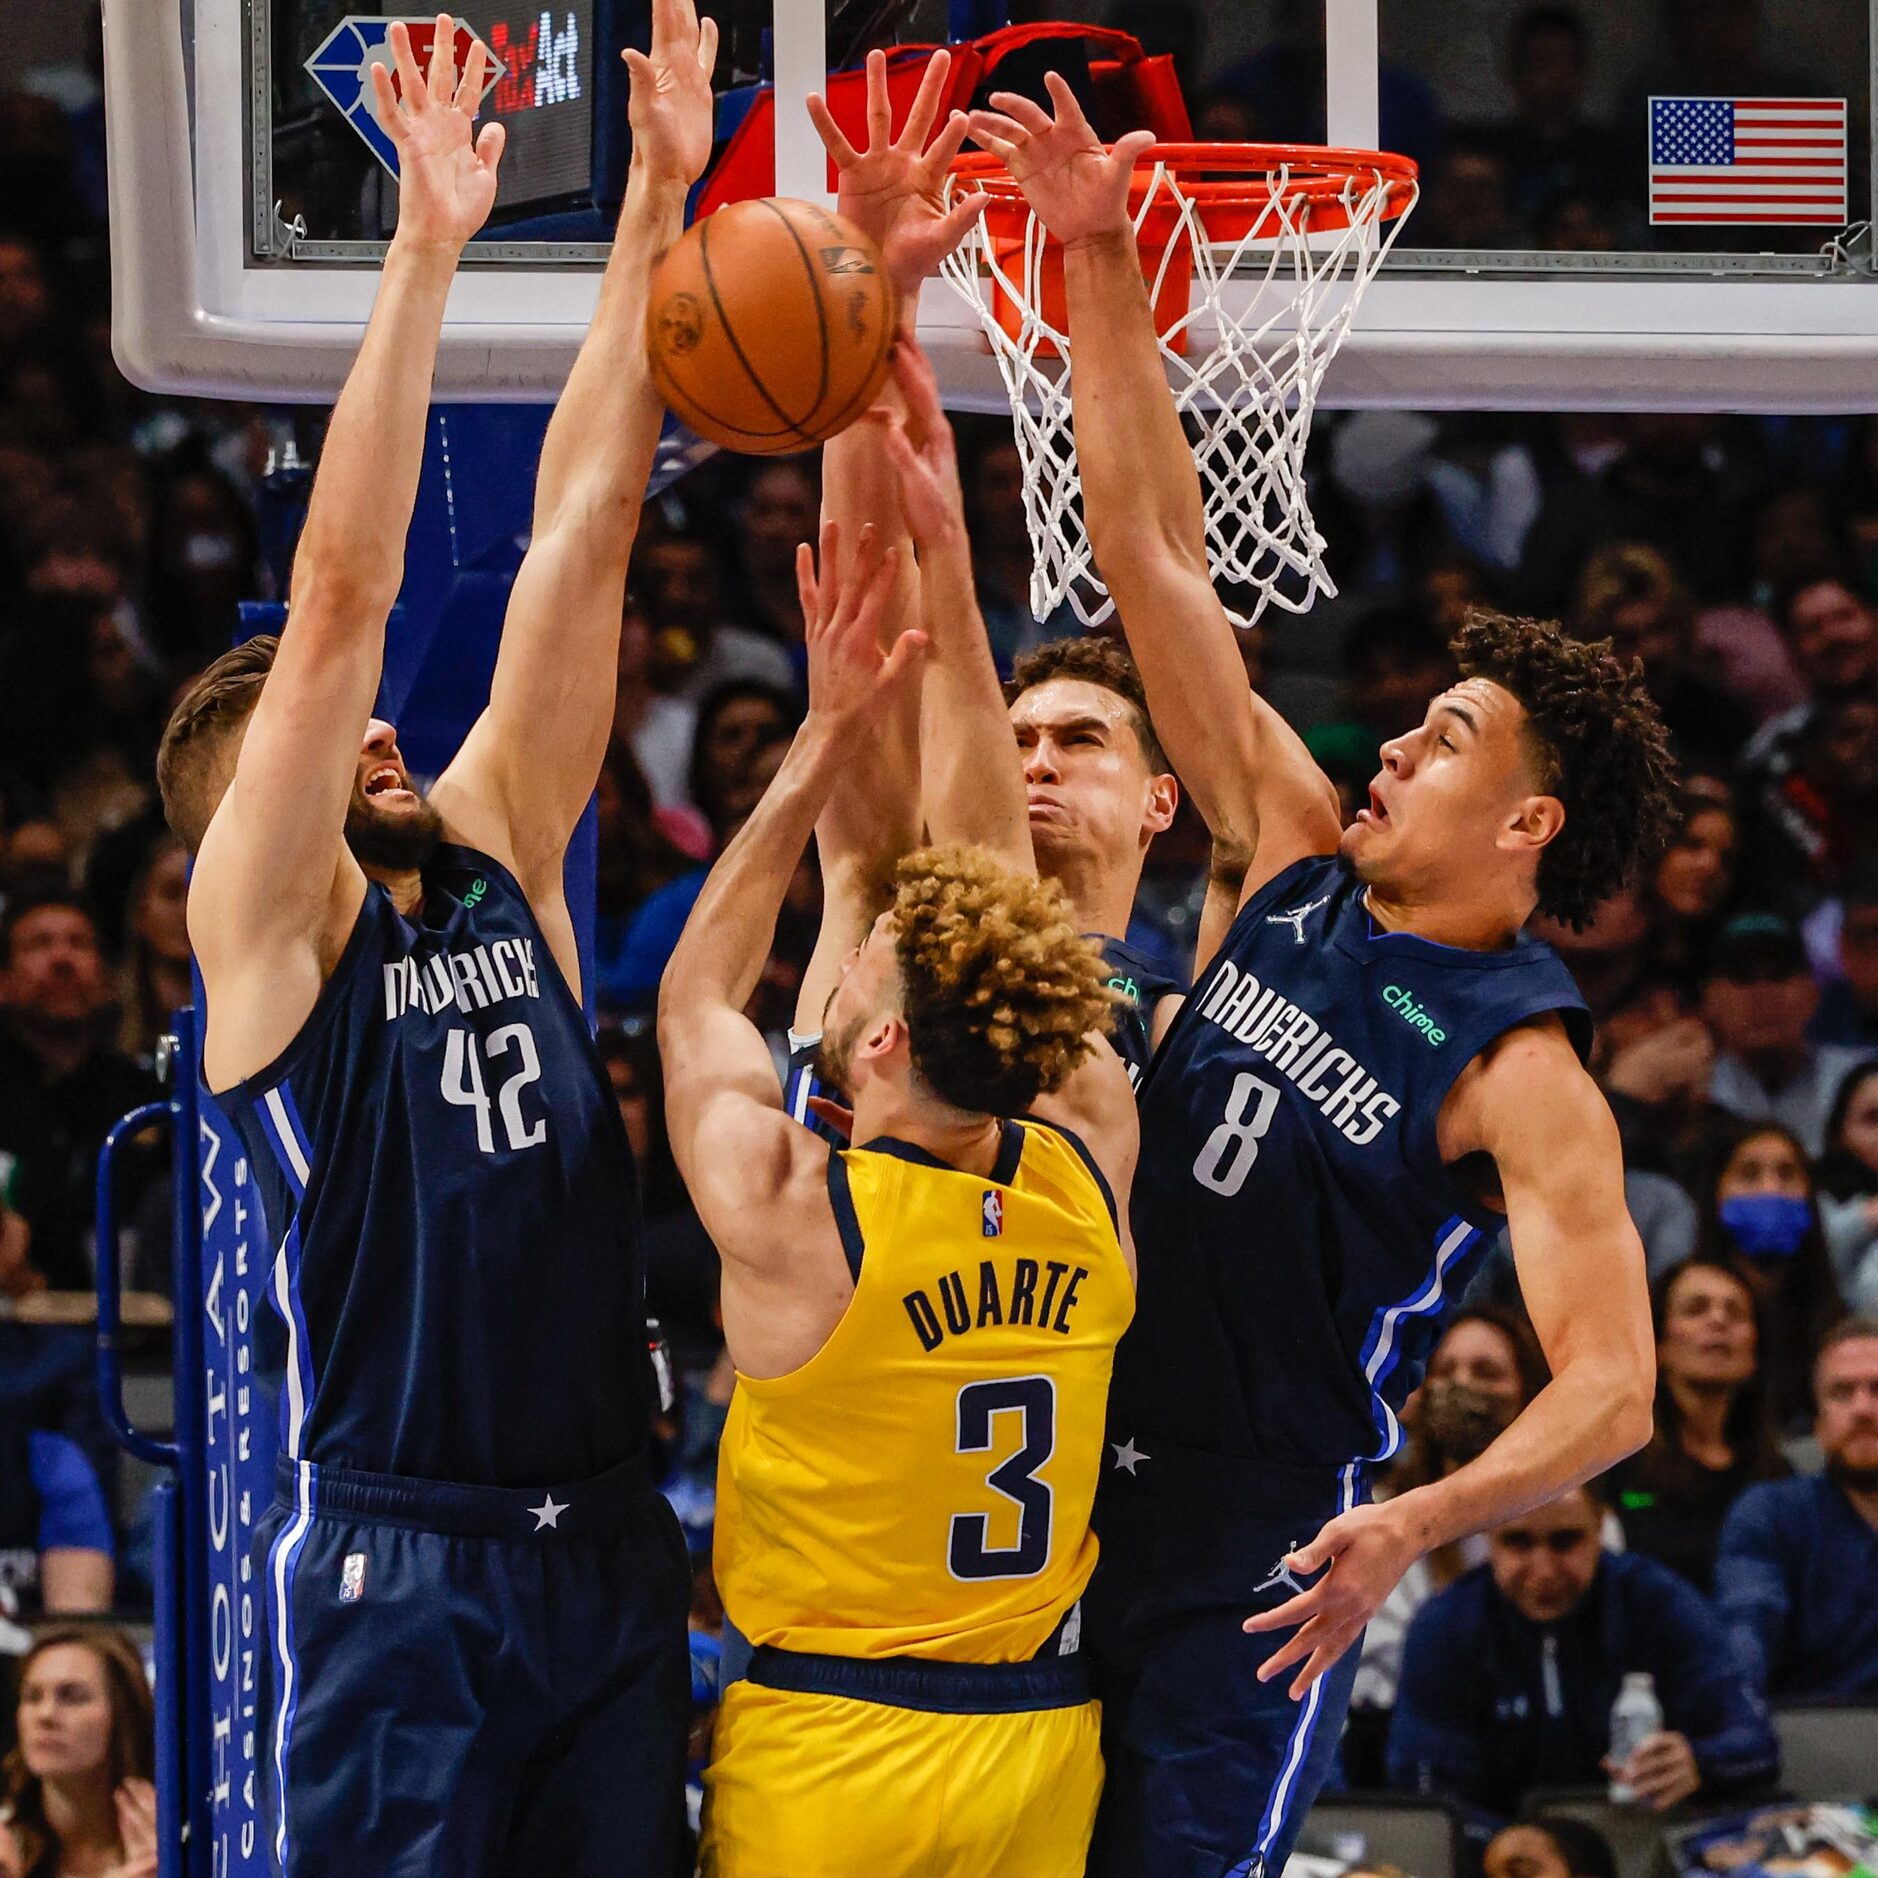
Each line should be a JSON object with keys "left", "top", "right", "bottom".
{"left": 646, "top": 198, "right": 900, "bottom": 456}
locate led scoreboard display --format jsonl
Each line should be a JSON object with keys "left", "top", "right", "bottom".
{"left": 474, "top": 2, "right": 595, "bottom": 209}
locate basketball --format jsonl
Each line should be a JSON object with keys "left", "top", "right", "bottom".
{"left": 645, "top": 197, "right": 900, "bottom": 456}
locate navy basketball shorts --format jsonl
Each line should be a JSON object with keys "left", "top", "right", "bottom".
{"left": 1085, "top": 1444, "right": 1368, "bottom": 1878}
{"left": 253, "top": 1451, "right": 691, "bottom": 1878}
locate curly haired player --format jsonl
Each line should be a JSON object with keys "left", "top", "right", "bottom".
{"left": 659, "top": 522, "right": 1138, "bottom": 1878}
{"left": 967, "top": 78, "right": 1678, "bottom": 1878}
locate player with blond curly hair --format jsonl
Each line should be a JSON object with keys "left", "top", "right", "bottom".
{"left": 658, "top": 515, "right": 1138, "bottom": 1878}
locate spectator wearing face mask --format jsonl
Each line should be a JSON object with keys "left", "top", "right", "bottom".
{"left": 1388, "top": 1481, "right": 1779, "bottom": 1821}
{"left": 1816, "top": 1060, "right": 1878, "bottom": 1309}
{"left": 1605, "top": 1256, "right": 1789, "bottom": 1590}
{"left": 1715, "top": 1317, "right": 1878, "bottom": 1698}
{"left": 1344, "top": 1307, "right": 1552, "bottom": 1783}
{"left": 1701, "top": 915, "right": 1866, "bottom": 1157}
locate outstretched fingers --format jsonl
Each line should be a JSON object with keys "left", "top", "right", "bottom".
{"left": 453, "top": 33, "right": 488, "bottom": 115}
{"left": 426, "top": 12, "right": 456, "bottom": 104}
{"left": 864, "top": 47, "right": 893, "bottom": 150}
{"left": 806, "top": 91, "right": 860, "bottom": 168}
{"left": 696, "top": 14, "right": 719, "bottom": 75}
{"left": 386, "top": 20, "right": 425, "bottom": 115}
{"left": 897, "top": 47, "right": 953, "bottom": 153}
{"left": 986, "top": 88, "right": 1057, "bottom": 138}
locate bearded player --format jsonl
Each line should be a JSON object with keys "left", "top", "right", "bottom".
{"left": 152, "top": 10, "right": 718, "bottom": 1870}
{"left": 969, "top": 83, "right": 1670, "bottom": 1877}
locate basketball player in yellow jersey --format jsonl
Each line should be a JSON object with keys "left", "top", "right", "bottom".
{"left": 659, "top": 520, "right": 1138, "bottom": 1878}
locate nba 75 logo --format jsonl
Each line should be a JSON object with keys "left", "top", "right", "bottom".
{"left": 981, "top": 1191, "right": 1004, "bottom": 1238}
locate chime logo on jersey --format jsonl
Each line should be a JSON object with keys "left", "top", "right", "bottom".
{"left": 981, "top": 1190, "right": 1004, "bottom": 1238}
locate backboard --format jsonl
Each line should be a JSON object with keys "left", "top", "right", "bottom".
{"left": 106, "top": 0, "right": 1878, "bottom": 409}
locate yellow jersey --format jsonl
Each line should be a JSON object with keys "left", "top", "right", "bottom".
{"left": 715, "top": 1117, "right": 1133, "bottom": 1664}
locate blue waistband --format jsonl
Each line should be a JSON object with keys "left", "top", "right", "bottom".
{"left": 747, "top": 1643, "right": 1090, "bottom": 1714}
{"left": 272, "top": 1450, "right": 652, "bottom": 1540}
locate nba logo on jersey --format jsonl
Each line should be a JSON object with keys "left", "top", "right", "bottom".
{"left": 339, "top": 1553, "right": 367, "bottom": 1604}
{"left": 981, "top": 1191, "right": 1004, "bottom": 1237}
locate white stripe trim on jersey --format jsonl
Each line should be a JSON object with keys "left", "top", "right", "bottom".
{"left": 1362, "top": 1218, "right": 1478, "bottom": 1458}
{"left": 262, "top": 1086, "right": 312, "bottom": 1190}
{"left": 271, "top": 1226, "right": 308, "bottom": 1459}
{"left": 269, "top": 1460, "right": 316, "bottom": 1872}
{"left": 1251, "top": 1462, "right": 1361, "bottom": 1866}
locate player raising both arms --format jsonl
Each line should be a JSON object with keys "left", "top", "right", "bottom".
{"left": 661, "top": 523, "right": 1138, "bottom": 1878}
{"left": 153, "top": 10, "right": 718, "bottom": 1871}
{"left": 968, "top": 83, "right": 1672, "bottom": 1878}
{"left": 797, "top": 53, "right": 1186, "bottom": 1090}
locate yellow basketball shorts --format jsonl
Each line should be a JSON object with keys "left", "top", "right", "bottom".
{"left": 699, "top": 1678, "right": 1103, "bottom": 1878}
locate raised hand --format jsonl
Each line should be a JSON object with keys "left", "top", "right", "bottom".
{"left": 808, "top": 49, "right": 989, "bottom": 297}
{"left": 874, "top": 338, "right": 968, "bottom": 550}
{"left": 111, "top": 1778, "right": 159, "bottom": 1878}
{"left": 623, "top": 0, "right": 720, "bottom": 188}
{"left": 799, "top": 520, "right": 925, "bottom": 726}
{"left": 968, "top": 72, "right": 1153, "bottom": 248}
{"left": 370, "top": 15, "right": 506, "bottom": 251}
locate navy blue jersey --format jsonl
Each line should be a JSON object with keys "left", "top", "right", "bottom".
{"left": 1114, "top": 854, "right": 1590, "bottom": 1471}
{"left": 1100, "top": 937, "right": 1186, "bottom": 1089}
{"left": 216, "top": 845, "right": 652, "bottom": 1487}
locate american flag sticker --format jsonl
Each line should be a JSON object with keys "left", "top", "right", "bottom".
{"left": 340, "top": 1553, "right": 366, "bottom": 1603}
{"left": 981, "top": 1190, "right": 1004, "bottom": 1237}
{"left": 1648, "top": 97, "right": 1847, "bottom": 225}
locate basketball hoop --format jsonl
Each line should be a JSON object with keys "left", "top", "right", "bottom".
{"left": 939, "top": 143, "right": 1418, "bottom": 628}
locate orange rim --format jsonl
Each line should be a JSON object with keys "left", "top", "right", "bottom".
{"left": 951, "top": 141, "right": 1419, "bottom": 243}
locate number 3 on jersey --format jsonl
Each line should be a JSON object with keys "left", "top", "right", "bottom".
{"left": 949, "top": 1376, "right": 1055, "bottom": 1581}
{"left": 442, "top": 1023, "right": 547, "bottom": 1154}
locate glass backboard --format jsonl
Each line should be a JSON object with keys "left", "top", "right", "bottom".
{"left": 107, "top": 0, "right": 1878, "bottom": 407}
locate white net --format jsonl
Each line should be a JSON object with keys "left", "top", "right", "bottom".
{"left": 939, "top": 154, "right": 1418, "bottom": 628}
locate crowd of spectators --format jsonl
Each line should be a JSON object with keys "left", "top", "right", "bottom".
{"left": 4, "top": 0, "right": 1878, "bottom": 1848}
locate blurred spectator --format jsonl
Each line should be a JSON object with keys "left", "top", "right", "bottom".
{"left": 114, "top": 833, "right": 189, "bottom": 1067}
{"left": 960, "top": 425, "right": 1069, "bottom": 672}
{"left": 0, "top": 890, "right": 160, "bottom": 1292}
{"left": 1516, "top": 416, "right": 1757, "bottom": 614}
{"left": 141, "top": 452, "right": 265, "bottom": 665}
{"left": 1414, "top": 136, "right": 1519, "bottom": 252}
{"left": 1211, "top": 0, "right": 1444, "bottom": 173}
{"left": 1701, "top": 916, "right": 1866, "bottom": 1156}
{"left": 1817, "top": 1060, "right": 1878, "bottom": 1310}
{"left": 1738, "top": 579, "right": 1878, "bottom": 904}
{"left": 1388, "top": 1482, "right": 1779, "bottom": 1819}
{"left": 732, "top": 460, "right": 818, "bottom": 653}
{"left": 0, "top": 1400, "right": 114, "bottom": 1628}
{"left": 1534, "top": 887, "right": 1653, "bottom": 1027}
{"left": 1809, "top": 855, "right": 1878, "bottom": 1051}
{"left": 1646, "top": 787, "right": 1738, "bottom": 979}
{"left": 1484, "top": 1821, "right": 1617, "bottom": 1878}
{"left": 1571, "top": 545, "right": 1754, "bottom": 771}
{"left": 612, "top": 590, "right": 699, "bottom": 815}
{"left": 1347, "top": 1306, "right": 1550, "bottom": 1783}
{"left": 686, "top": 681, "right": 802, "bottom": 844}
{"left": 0, "top": 1626, "right": 155, "bottom": 1878}
{"left": 1695, "top": 1122, "right": 1844, "bottom": 1430}
{"left": 1715, "top": 1317, "right": 1878, "bottom": 1698}
{"left": 632, "top": 522, "right": 795, "bottom": 702}
{"left": 1331, "top": 608, "right": 1458, "bottom": 747}
{"left": 593, "top": 741, "right": 709, "bottom": 1017}
{"left": 1606, "top": 1256, "right": 1788, "bottom": 1590}
{"left": 1475, "top": 8, "right": 1622, "bottom": 237}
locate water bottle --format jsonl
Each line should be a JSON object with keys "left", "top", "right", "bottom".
{"left": 1607, "top": 1671, "right": 1663, "bottom": 1802}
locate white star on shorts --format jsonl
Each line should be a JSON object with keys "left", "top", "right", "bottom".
{"left": 1110, "top": 1437, "right": 1150, "bottom": 1474}
{"left": 529, "top": 1494, "right": 569, "bottom": 1532}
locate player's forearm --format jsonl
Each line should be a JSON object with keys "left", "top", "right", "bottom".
{"left": 1061, "top": 230, "right": 1209, "bottom": 578}
{"left": 530, "top": 164, "right": 690, "bottom": 540}
{"left": 917, "top": 542, "right": 1031, "bottom": 866}
{"left": 1391, "top": 1355, "right": 1653, "bottom": 1556}
{"left": 663, "top": 717, "right": 847, "bottom": 1014}
{"left": 290, "top": 236, "right": 463, "bottom": 626}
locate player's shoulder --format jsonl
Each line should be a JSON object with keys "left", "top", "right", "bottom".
{"left": 1443, "top": 1012, "right": 1609, "bottom": 1152}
